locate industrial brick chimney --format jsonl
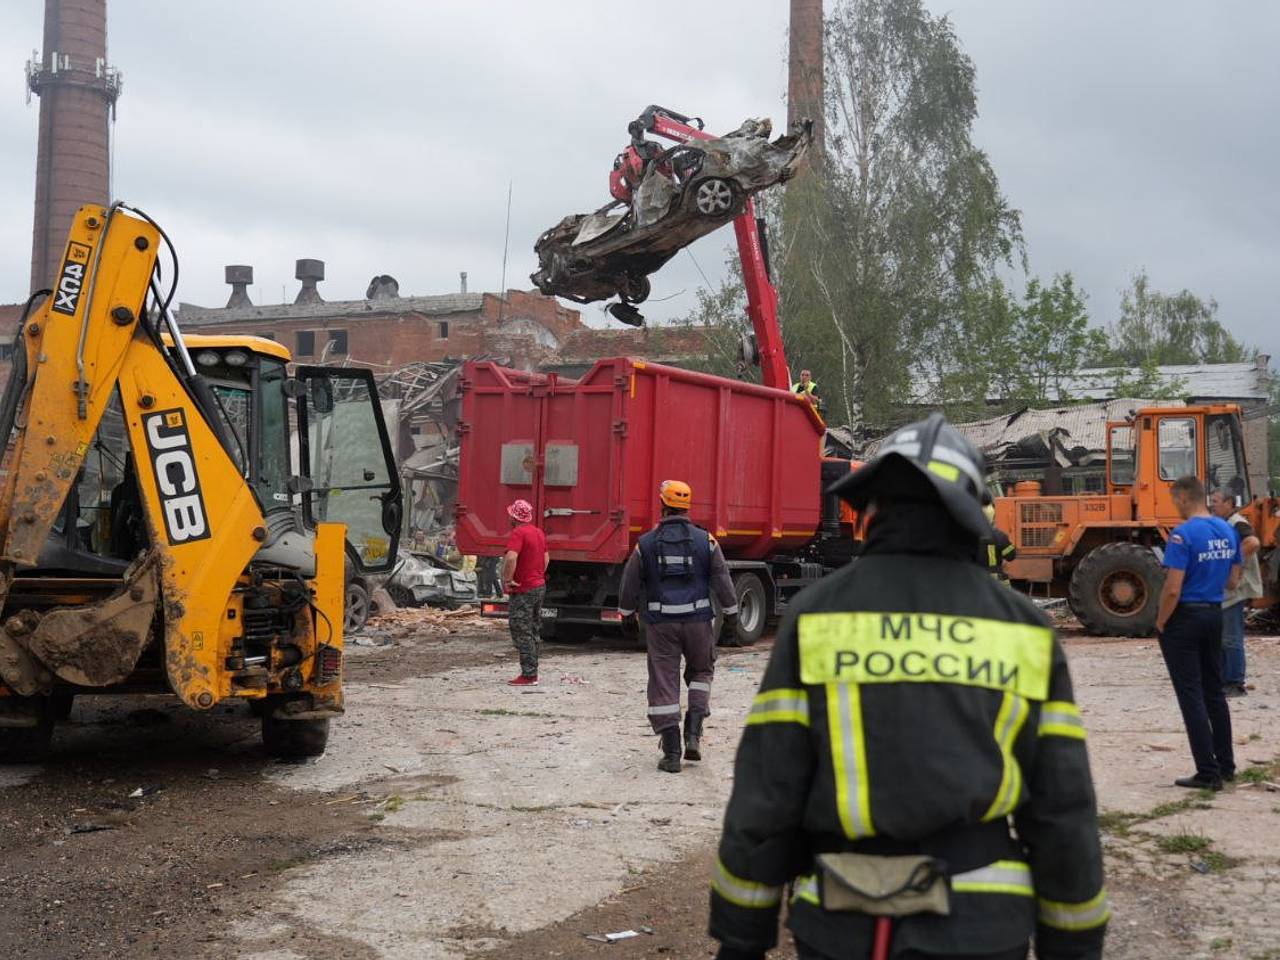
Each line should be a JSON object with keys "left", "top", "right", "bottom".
{"left": 27, "top": 0, "right": 121, "bottom": 293}
{"left": 788, "top": 0, "right": 824, "bottom": 152}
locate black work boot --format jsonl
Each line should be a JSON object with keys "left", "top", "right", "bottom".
{"left": 658, "top": 727, "right": 683, "bottom": 773}
{"left": 684, "top": 711, "right": 705, "bottom": 762}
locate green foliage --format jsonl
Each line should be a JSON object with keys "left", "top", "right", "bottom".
{"left": 1099, "top": 270, "right": 1253, "bottom": 366}
{"left": 934, "top": 273, "right": 1104, "bottom": 413}
{"left": 1155, "top": 830, "right": 1212, "bottom": 854}
{"left": 773, "top": 0, "right": 1023, "bottom": 431}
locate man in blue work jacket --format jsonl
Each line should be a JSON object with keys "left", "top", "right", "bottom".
{"left": 1155, "top": 474, "right": 1242, "bottom": 790}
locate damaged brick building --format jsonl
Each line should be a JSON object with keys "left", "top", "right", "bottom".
{"left": 173, "top": 261, "right": 710, "bottom": 375}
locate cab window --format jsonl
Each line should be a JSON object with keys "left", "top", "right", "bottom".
{"left": 1158, "top": 418, "right": 1197, "bottom": 481}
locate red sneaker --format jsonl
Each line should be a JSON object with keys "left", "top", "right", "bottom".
{"left": 507, "top": 674, "right": 539, "bottom": 686}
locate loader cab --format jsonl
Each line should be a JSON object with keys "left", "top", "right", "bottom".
{"left": 1111, "top": 405, "right": 1251, "bottom": 522}
{"left": 37, "top": 336, "right": 400, "bottom": 579}
{"left": 184, "top": 336, "right": 403, "bottom": 575}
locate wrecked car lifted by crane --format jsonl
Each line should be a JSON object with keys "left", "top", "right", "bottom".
{"left": 530, "top": 107, "right": 811, "bottom": 324}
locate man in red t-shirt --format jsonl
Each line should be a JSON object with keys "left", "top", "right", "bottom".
{"left": 502, "top": 499, "right": 549, "bottom": 686}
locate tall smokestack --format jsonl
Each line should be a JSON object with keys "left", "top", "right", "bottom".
{"left": 788, "top": 0, "right": 824, "bottom": 152}
{"left": 28, "top": 0, "right": 121, "bottom": 293}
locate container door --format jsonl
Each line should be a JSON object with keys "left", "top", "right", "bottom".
{"left": 454, "top": 364, "right": 545, "bottom": 552}
{"left": 537, "top": 368, "right": 625, "bottom": 558}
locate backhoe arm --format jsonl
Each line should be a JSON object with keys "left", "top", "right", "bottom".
{"left": 0, "top": 205, "right": 270, "bottom": 709}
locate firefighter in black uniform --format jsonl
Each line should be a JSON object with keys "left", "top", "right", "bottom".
{"left": 709, "top": 413, "right": 1107, "bottom": 960}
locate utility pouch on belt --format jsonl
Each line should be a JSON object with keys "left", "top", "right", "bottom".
{"left": 816, "top": 853, "right": 950, "bottom": 917}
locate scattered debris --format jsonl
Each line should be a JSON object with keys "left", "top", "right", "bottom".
{"left": 128, "top": 785, "right": 164, "bottom": 799}
{"left": 67, "top": 823, "right": 116, "bottom": 835}
{"left": 584, "top": 928, "right": 654, "bottom": 943}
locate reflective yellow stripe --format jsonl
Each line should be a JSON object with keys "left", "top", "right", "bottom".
{"left": 798, "top": 612, "right": 1054, "bottom": 702}
{"left": 711, "top": 858, "right": 783, "bottom": 909}
{"left": 928, "top": 460, "right": 961, "bottom": 482}
{"left": 1038, "top": 889, "right": 1111, "bottom": 931}
{"left": 987, "top": 544, "right": 998, "bottom": 568}
{"left": 791, "top": 874, "right": 820, "bottom": 906}
{"left": 828, "top": 681, "right": 874, "bottom": 839}
{"left": 982, "top": 692, "right": 1029, "bottom": 821}
{"left": 1039, "top": 700, "right": 1087, "bottom": 740}
{"left": 746, "top": 688, "right": 810, "bottom": 727}
{"left": 951, "top": 859, "right": 1034, "bottom": 897}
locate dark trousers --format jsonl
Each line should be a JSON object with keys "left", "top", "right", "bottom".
{"left": 644, "top": 619, "right": 715, "bottom": 733}
{"left": 476, "top": 557, "right": 502, "bottom": 598}
{"left": 797, "top": 943, "right": 1027, "bottom": 960}
{"left": 1159, "top": 604, "right": 1235, "bottom": 780}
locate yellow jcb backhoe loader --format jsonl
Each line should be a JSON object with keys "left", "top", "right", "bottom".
{"left": 0, "top": 204, "right": 403, "bottom": 761}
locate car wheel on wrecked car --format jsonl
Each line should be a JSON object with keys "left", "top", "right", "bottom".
{"left": 344, "top": 581, "right": 371, "bottom": 634}
{"left": 621, "top": 274, "right": 651, "bottom": 304}
{"left": 692, "top": 177, "right": 737, "bottom": 217}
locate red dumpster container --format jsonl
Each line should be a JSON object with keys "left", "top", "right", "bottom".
{"left": 455, "top": 358, "right": 825, "bottom": 563}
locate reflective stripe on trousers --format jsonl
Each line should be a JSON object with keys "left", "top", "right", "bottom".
{"left": 983, "top": 692, "right": 1029, "bottom": 821}
{"left": 826, "top": 682, "right": 874, "bottom": 838}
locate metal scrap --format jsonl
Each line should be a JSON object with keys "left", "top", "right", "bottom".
{"left": 531, "top": 117, "right": 812, "bottom": 311}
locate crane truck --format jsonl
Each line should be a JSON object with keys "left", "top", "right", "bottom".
{"left": 456, "top": 107, "right": 858, "bottom": 646}
{"left": 0, "top": 203, "right": 403, "bottom": 762}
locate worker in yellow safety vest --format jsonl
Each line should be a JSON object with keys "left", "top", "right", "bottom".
{"left": 981, "top": 502, "right": 1017, "bottom": 580}
{"left": 709, "top": 413, "right": 1107, "bottom": 960}
{"left": 791, "top": 369, "right": 823, "bottom": 413}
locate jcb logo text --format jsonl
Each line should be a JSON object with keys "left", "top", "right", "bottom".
{"left": 143, "top": 409, "right": 211, "bottom": 544}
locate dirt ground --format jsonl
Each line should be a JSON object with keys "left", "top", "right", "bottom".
{"left": 1, "top": 609, "right": 1277, "bottom": 960}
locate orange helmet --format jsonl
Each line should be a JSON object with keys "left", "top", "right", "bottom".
{"left": 659, "top": 479, "right": 692, "bottom": 510}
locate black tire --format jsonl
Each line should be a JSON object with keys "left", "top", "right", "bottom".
{"left": 50, "top": 690, "right": 75, "bottom": 722}
{"left": 552, "top": 624, "right": 597, "bottom": 644}
{"left": 1069, "top": 542, "right": 1165, "bottom": 637}
{"left": 344, "top": 581, "right": 371, "bottom": 634}
{"left": 386, "top": 583, "right": 417, "bottom": 608}
{"left": 719, "top": 573, "right": 768, "bottom": 647}
{"left": 262, "top": 715, "right": 330, "bottom": 759}
{"left": 0, "top": 696, "right": 54, "bottom": 763}
{"left": 621, "top": 274, "right": 651, "bottom": 305}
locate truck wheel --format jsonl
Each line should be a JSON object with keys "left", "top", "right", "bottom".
{"left": 344, "top": 582, "right": 371, "bottom": 634}
{"left": 1069, "top": 543, "right": 1165, "bottom": 637}
{"left": 0, "top": 696, "right": 55, "bottom": 763}
{"left": 719, "top": 573, "right": 768, "bottom": 647}
{"left": 262, "top": 715, "right": 330, "bottom": 759}
{"left": 50, "top": 690, "right": 75, "bottom": 722}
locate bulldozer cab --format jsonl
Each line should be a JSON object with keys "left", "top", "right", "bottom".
{"left": 1108, "top": 405, "right": 1251, "bottom": 520}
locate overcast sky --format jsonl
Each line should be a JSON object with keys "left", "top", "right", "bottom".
{"left": 1, "top": 1, "right": 1276, "bottom": 361}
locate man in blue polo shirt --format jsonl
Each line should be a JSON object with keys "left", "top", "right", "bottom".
{"left": 1155, "top": 475, "right": 1242, "bottom": 790}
